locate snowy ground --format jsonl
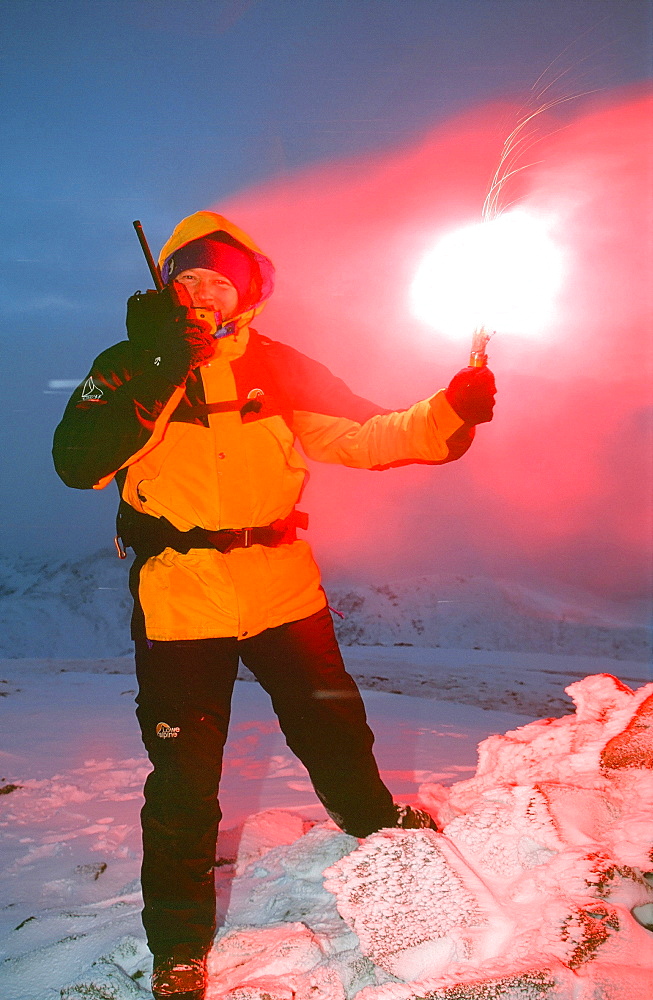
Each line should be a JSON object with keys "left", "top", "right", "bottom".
{"left": 1, "top": 650, "right": 651, "bottom": 999}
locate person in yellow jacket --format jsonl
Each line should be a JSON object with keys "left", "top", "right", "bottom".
{"left": 53, "top": 211, "right": 496, "bottom": 1000}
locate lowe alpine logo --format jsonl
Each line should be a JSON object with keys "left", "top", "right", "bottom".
{"left": 156, "top": 722, "right": 180, "bottom": 739}
{"left": 81, "top": 376, "right": 103, "bottom": 401}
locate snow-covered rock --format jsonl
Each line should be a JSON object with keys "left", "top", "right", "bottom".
{"left": 324, "top": 674, "right": 653, "bottom": 998}
{"left": 233, "top": 809, "right": 307, "bottom": 877}
{"left": 207, "top": 922, "right": 345, "bottom": 999}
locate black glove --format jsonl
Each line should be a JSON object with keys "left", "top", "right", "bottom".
{"left": 445, "top": 365, "right": 496, "bottom": 424}
{"left": 126, "top": 284, "right": 215, "bottom": 386}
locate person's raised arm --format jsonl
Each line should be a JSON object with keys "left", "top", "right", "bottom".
{"left": 52, "top": 284, "right": 214, "bottom": 489}
{"left": 268, "top": 341, "right": 496, "bottom": 470}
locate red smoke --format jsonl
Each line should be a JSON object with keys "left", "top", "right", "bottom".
{"left": 220, "top": 90, "right": 652, "bottom": 599}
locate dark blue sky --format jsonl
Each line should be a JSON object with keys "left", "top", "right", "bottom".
{"left": 2, "top": 0, "right": 651, "bottom": 580}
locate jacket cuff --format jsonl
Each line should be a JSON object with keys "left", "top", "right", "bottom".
{"left": 428, "top": 389, "right": 467, "bottom": 436}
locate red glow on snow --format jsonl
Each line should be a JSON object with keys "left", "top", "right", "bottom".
{"left": 220, "top": 90, "right": 653, "bottom": 597}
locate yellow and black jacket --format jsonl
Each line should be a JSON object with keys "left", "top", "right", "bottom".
{"left": 53, "top": 213, "right": 474, "bottom": 642}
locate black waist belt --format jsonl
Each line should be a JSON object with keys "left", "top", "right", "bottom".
{"left": 116, "top": 503, "right": 308, "bottom": 559}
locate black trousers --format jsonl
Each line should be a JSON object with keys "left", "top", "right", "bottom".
{"left": 134, "top": 606, "right": 396, "bottom": 954}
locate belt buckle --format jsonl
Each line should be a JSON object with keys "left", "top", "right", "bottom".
{"left": 242, "top": 527, "right": 252, "bottom": 548}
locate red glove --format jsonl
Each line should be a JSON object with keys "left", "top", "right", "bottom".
{"left": 126, "top": 283, "right": 215, "bottom": 386}
{"left": 445, "top": 366, "right": 496, "bottom": 424}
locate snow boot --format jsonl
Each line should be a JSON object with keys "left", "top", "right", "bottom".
{"left": 393, "top": 803, "right": 438, "bottom": 831}
{"left": 151, "top": 945, "right": 208, "bottom": 1000}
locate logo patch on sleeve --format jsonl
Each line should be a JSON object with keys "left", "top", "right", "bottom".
{"left": 81, "top": 376, "right": 104, "bottom": 400}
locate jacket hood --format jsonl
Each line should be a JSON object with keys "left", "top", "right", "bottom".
{"left": 158, "top": 211, "right": 275, "bottom": 317}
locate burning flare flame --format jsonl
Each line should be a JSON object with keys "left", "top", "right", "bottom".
{"left": 410, "top": 208, "right": 566, "bottom": 342}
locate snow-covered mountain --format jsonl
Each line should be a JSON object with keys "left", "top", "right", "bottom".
{"left": 327, "top": 576, "right": 650, "bottom": 660}
{"left": 0, "top": 548, "right": 650, "bottom": 661}
{"left": 0, "top": 550, "right": 135, "bottom": 659}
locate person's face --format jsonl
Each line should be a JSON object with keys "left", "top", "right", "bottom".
{"left": 174, "top": 268, "right": 239, "bottom": 319}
